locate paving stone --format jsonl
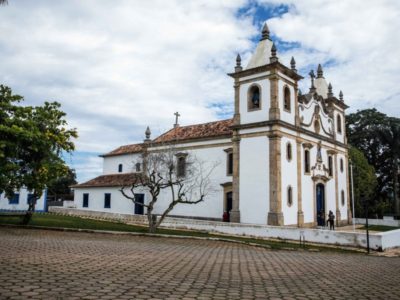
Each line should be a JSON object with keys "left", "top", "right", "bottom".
{"left": 0, "top": 227, "right": 400, "bottom": 299}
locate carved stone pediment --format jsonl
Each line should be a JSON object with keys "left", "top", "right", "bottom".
{"left": 311, "top": 162, "right": 330, "bottom": 182}
{"left": 311, "top": 141, "right": 331, "bottom": 182}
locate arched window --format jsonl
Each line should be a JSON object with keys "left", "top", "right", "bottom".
{"left": 284, "top": 86, "right": 291, "bottom": 111}
{"left": 176, "top": 153, "right": 188, "bottom": 177}
{"left": 286, "top": 143, "right": 292, "bottom": 161}
{"left": 304, "top": 149, "right": 310, "bottom": 173}
{"left": 248, "top": 85, "right": 261, "bottom": 110}
{"left": 135, "top": 162, "right": 141, "bottom": 172}
{"left": 337, "top": 114, "right": 342, "bottom": 134}
{"left": 118, "top": 164, "right": 123, "bottom": 173}
{"left": 341, "top": 190, "right": 345, "bottom": 206}
{"left": 340, "top": 158, "right": 344, "bottom": 173}
{"left": 328, "top": 156, "right": 333, "bottom": 177}
{"left": 287, "top": 186, "right": 293, "bottom": 207}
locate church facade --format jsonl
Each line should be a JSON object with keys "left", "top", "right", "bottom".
{"left": 72, "top": 24, "right": 351, "bottom": 227}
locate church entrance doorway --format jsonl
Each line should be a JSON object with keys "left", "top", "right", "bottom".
{"left": 224, "top": 192, "right": 233, "bottom": 222}
{"left": 316, "top": 183, "right": 325, "bottom": 226}
{"left": 134, "top": 194, "right": 144, "bottom": 215}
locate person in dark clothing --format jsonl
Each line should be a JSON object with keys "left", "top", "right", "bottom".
{"left": 328, "top": 210, "right": 335, "bottom": 230}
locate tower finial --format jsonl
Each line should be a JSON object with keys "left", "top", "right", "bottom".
{"left": 261, "top": 22, "right": 270, "bottom": 40}
{"left": 317, "top": 64, "right": 324, "bottom": 78}
{"left": 144, "top": 126, "right": 151, "bottom": 142}
{"left": 339, "top": 90, "right": 344, "bottom": 101}
{"left": 328, "top": 82, "right": 333, "bottom": 97}
{"left": 270, "top": 42, "right": 278, "bottom": 63}
{"left": 235, "top": 54, "right": 242, "bottom": 72}
{"left": 290, "top": 56, "right": 297, "bottom": 73}
{"left": 309, "top": 70, "right": 316, "bottom": 92}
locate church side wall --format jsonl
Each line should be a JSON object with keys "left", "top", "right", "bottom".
{"left": 239, "top": 136, "right": 269, "bottom": 224}
{"left": 150, "top": 146, "right": 230, "bottom": 220}
{"left": 281, "top": 136, "right": 298, "bottom": 225}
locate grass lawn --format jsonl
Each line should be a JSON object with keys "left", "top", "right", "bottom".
{"left": 0, "top": 213, "right": 359, "bottom": 253}
{"left": 361, "top": 225, "right": 400, "bottom": 232}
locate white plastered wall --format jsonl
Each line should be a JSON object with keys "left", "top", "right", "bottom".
{"left": 74, "top": 187, "right": 142, "bottom": 214}
{"left": 301, "top": 145, "right": 315, "bottom": 224}
{"left": 337, "top": 152, "right": 348, "bottom": 220}
{"left": 0, "top": 188, "right": 46, "bottom": 212}
{"left": 281, "top": 137, "right": 298, "bottom": 225}
{"left": 103, "top": 153, "right": 142, "bottom": 175}
{"left": 334, "top": 110, "right": 345, "bottom": 144}
{"left": 150, "top": 145, "right": 230, "bottom": 219}
{"left": 239, "top": 136, "right": 269, "bottom": 224}
{"left": 279, "top": 79, "right": 296, "bottom": 126}
{"left": 239, "top": 79, "right": 270, "bottom": 124}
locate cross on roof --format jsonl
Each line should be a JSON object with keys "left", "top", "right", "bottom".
{"left": 174, "top": 112, "right": 180, "bottom": 128}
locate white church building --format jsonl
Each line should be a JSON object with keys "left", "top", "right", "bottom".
{"left": 72, "top": 24, "right": 351, "bottom": 227}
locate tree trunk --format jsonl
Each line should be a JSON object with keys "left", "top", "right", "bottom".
{"left": 22, "top": 196, "right": 37, "bottom": 225}
{"left": 148, "top": 214, "right": 157, "bottom": 233}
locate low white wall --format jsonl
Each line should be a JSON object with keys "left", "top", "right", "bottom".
{"left": 50, "top": 207, "right": 148, "bottom": 224}
{"left": 63, "top": 201, "right": 76, "bottom": 208}
{"left": 354, "top": 218, "right": 400, "bottom": 227}
{"left": 49, "top": 207, "right": 400, "bottom": 251}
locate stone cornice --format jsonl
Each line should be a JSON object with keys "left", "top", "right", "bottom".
{"left": 228, "top": 61, "right": 303, "bottom": 81}
{"left": 231, "top": 120, "right": 348, "bottom": 149}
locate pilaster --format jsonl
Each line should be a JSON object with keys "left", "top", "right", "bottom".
{"left": 334, "top": 153, "right": 341, "bottom": 226}
{"left": 230, "top": 130, "right": 241, "bottom": 223}
{"left": 267, "top": 132, "right": 284, "bottom": 225}
{"left": 296, "top": 138, "right": 304, "bottom": 227}
{"left": 345, "top": 153, "right": 352, "bottom": 224}
{"left": 233, "top": 78, "right": 241, "bottom": 125}
{"left": 269, "top": 72, "right": 280, "bottom": 120}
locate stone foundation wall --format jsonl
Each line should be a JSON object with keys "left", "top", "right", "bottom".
{"left": 49, "top": 207, "right": 400, "bottom": 250}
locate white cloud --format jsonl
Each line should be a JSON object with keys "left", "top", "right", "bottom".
{"left": 261, "top": 0, "right": 400, "bottom": 114}
{"left": 1, "top": 0, "right": 399, "bottom": 181}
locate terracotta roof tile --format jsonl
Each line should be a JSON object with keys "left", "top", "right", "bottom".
{"left": 101, "top": 143, "right": 144, "bottom": 157}
{"left": 154, "top": 119, "right": 233, "bottom": 143}
{"left": 101, "top": 119, "right": 233, "bottom": 157}
{"left": 72, "top": 173, "right": 142, "bottom": 188}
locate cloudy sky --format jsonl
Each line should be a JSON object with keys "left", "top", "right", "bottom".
{"left": 1, "top": 0, "right": 399, "bottom": 182}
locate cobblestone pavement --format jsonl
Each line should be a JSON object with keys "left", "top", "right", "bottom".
{"left": 0, "top": 228, "right": 399, "bottom": 300}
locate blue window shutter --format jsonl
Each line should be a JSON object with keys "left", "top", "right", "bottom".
{"left": 27, "top": 194, "right": 34, "bottom": 205}
{"left": 9, "top": 193, "right": 20, "bottom": 204}
{"left": 83, "top": 193, "right": 89, "bottom": 208}
{"left": 104, "top": 193, "right": 111, "bottom": 208}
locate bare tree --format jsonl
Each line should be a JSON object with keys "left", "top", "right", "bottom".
{"left": 120, "top": 144, "right": 217, "bottom": 233}
{"left": 0, "top": 0, "right": 8, "bottom": 6}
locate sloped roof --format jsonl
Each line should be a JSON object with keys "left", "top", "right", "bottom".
{"left": 71, "top": 173, "right": 142, "bottom": 188}
{"left": 101, "top": 143, "right": 144, "bottom": 157}
{"left": 154, "top": 119, "right": 233, "bottom": 143}
{"left": 101, "top": 119, "right": 233, "bottom": 157}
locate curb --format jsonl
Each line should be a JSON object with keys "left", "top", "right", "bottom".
{"left": 0, "top": 224, "right": 319, "bottom": 252}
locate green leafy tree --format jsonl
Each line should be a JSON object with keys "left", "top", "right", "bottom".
{"left": 0, "top": 85, "right": 77, "bottom": 223}
{"left": 346, "top": 109, "right": 398, "bottom": 215}
{"left": 349, "top": 147, "right": 379, "bottom": 217}
{"left": 377, "top": 117, "right": 400, "bottom": 216}
{"left": 47, "top": 167, "right": 77, "bottom": 201}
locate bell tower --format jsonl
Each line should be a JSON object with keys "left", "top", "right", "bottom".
{"left": 228, "top": 22, "right": 303, "bottom": 225}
